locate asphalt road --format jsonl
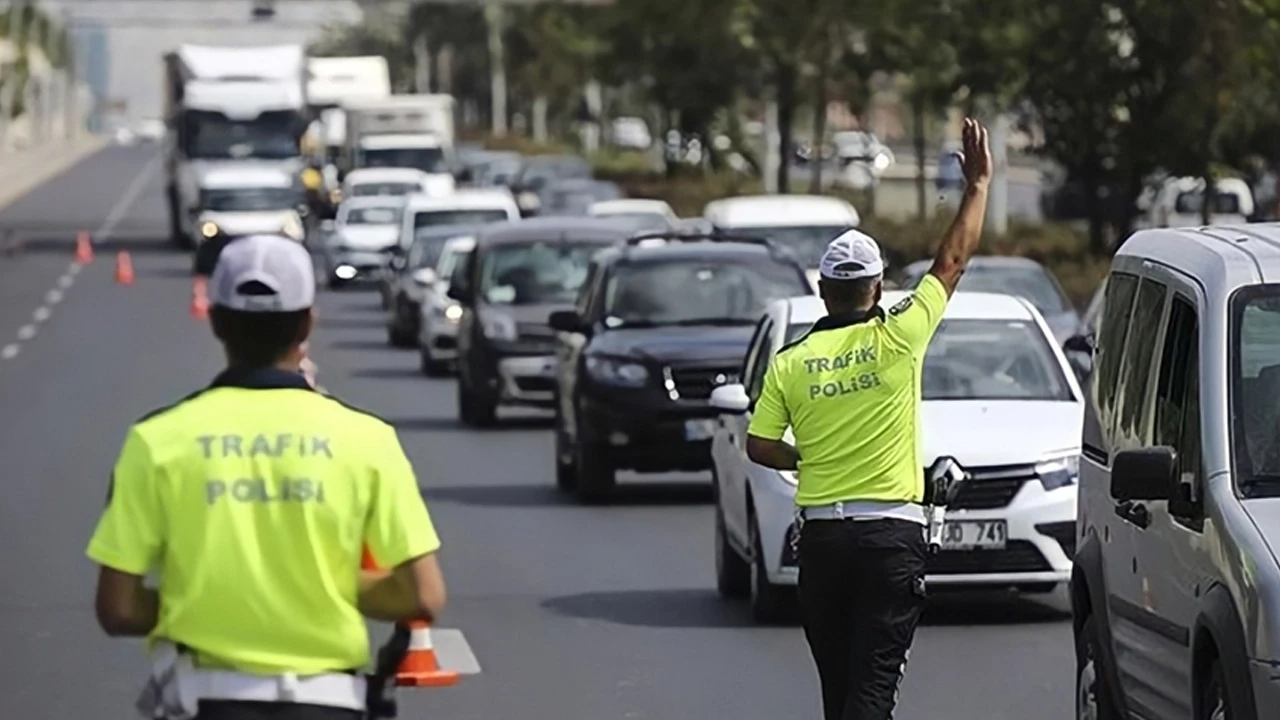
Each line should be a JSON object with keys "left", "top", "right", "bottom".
{"left": 0, "top": 146, "right": 1075, "bottom": 719}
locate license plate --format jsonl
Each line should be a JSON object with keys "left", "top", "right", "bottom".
{"left": 684, "top": 419, "right": 718, "bottom": 441}
{"left": 940, "top": 520, "right": 1007, "bottom": 550}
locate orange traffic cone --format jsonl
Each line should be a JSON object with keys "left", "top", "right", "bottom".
{"left": 395, "top": 620, "right": 459, "bottom": 687}
{"left": 360, "top": 546, "right": 459, "bottom": 688}
{"left": 74, "top": 230, "right": 93, "bottom": 264}
{"left": 115, "top": 251, "right": 134, "bottom": 285}
{"left": 190, "top": 277, "right": 209, "bottom": 320}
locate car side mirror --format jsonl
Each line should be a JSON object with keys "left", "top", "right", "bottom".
{"left": 1063, "top": 334, "right": 1094, "bottom": 355}
{"left": 447, "top": 282, "right": 473, "bottom": 304}
{"left": 412, "top": 268, "right": 437, "bottom": 285}
{"left": 1111, "top": 447, "right": 1177, "bottom": 502}
{"left": 548, "top": 310, "right": 586, "bottom": 334}
{"left": 709, "top": 383, "right": 750, "bottom": 413}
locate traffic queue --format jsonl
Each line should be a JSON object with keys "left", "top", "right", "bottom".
{"left": 293, "top": 142, "right": 1088, "bottom": 633}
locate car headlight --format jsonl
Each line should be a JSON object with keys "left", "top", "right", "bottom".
{"left": 199, "top": 221, "right": 219, "bottom": 240}
{"left": 584, "top": 356, "right": 648, "bottom": 387}
{"left": 480, "top": 311, "right": 517, "bottom": 341}
{"left": 281, "top": 215, "right": 304, "bottom": 240}
{"left": 443, "top": 303, "right": 463, "bottom": 323}
{"left": 518, "top": 191, "right": 541, "bottom": 210}
{"left": 1036, "top": 453, "right": 1080, "bottom": 491}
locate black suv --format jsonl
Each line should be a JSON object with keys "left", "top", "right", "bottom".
{"left": 447, "top": 216, "right": 636, "bottom": 427}
{"left": 548, "top": 233, "right": 815, "bottom": 501}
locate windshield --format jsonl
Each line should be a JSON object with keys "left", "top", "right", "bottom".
{"left": 351, "top": 182, "right": 417, "bottom": 197}
{"left": 184, "top": 111, "right": 299, "bottom": 160}
{"left": 908, "top": 263, "right": 1069, "bottom": 315}
{"left": 921, "top": 319, "right": 1073, "bottom": 401}
{"left": 731, "top": 225, "right": 850, "bottom": 268}
{"left": 604, "top": 258, "right": 808, "bottom": 327}
{"left": 1233, "top": 289, "right": 1280, "bottom": 479}
{"left": 344, "top": 206, "right": 401, "bottom": 225}
{"left": 437, "top": 247, "right": 472, "bottom": 279}
{"left": 414, "top": 209, "right": 509, "bottom": 229}
{"left": 361, "top": 147, "right": 446, "bottom": 174}
{"left": 479, "top": 242, "right": 602, "bottom": 305}
{"left": 1175, "top": 190, "right": 1242, "bottom": 215}
{"left": 201, "top": 187, "right": 299, "bottom": 212}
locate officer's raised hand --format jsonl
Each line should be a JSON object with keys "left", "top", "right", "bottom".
{"left": 930, "top": 118, "right": 992, "bottom": 296}
{"left": 954, "top": 118, "right": 993, "bottom": 189}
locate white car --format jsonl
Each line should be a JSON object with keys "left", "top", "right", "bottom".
{"left": 323, "top": 197, "right": 404, "bottom": 287}
{"left": 709, "top": 291, "right": 1084, "bottom": 621}
{"left": 397, "top": 189, "right": 521, "bottom": 252}
{"left": 588, "top": 198, "right": 678, "bottom": 231}
{"left": 194, "top": 165, "right": 305, "bottom": 246}
{"left": 340, "top": 167, "right": 452, "bottom": 202}
{"left": 417, "top": 235, "right": 475, "bottom": 376}
{"left": 703, "top": 194, "right": 860, "bottom": 288}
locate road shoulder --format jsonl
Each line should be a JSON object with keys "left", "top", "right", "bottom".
{"left": 0, "top": 136, "right": 111, "bottom": 211}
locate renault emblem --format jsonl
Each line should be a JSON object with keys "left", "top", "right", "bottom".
{"left": 714, "top": 373, "right": 728, "bottom": 385}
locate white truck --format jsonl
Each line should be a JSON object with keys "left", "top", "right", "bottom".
{"left": 306, "top": 56, "right": 392, "bottom": 173}
{"left": 162, "top": 44, "right": 309, "bottom": 247}
{"left": 340, "top": 95, "right": 457, "bottom": 189}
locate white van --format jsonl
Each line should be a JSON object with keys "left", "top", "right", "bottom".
{"left": 703, "top": 194, "right": 861, "bottom": 287}
{"left": 398, "top": 189, "right": 521, "bottom": 251}
{"left": 1146, "top": 176, "right": 1254, "bottom": 228}
{"left": 193, "top": 165, "right": 305, "bottom": 246}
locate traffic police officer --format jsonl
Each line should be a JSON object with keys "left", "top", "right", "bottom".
{"left": 87, "top": 234, "right": 447, "bottom": 720}
{"left": 745, "top": 118, "right": 991, "bottom": 720}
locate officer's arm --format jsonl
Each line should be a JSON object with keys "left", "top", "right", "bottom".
{"left": 86, "top": 429, "right": 164, "bottom": 637}
{"left": 927, "top": 119, "right": 991, "bottom": 296}
{"left": 361, "top": 432, "right": 447, "bottom": 622}
{"left": 745, "top": 357, "right": 798, "bottom": 471}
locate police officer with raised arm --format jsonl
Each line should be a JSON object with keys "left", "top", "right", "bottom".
{"left": 87, "top": 234, "right": 447, "bottom": 720}
{"left": 745, "top": 118, "right": 992, "bottom": 720}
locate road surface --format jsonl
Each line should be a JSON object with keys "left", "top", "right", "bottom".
{"left": 0, "top": 145, "right": 1075, "bottom": 719}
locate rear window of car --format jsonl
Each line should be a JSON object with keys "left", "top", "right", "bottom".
{"left": 602, "top": 257, "right": 809, "bottom": 328}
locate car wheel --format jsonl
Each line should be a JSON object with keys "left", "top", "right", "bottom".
{"left": 714, "top": 481, "right": 750, "bottom": 599}
{"left": 1199, "top": 658, "right": 1231, "bottom": 720}
{"left": 749, "top": 515, "right": 790, "bottom": 623}
{"left": 420, "top": 346, "right": 450, "bottom": 377}
{"left": 553, "top": 406, "right": 577, "bottom": 492}
{"left": 574, "top": 441, "right": 615, "bottom": 503}
{"left": 1076, "top": 614, "right": 1122, "bottom": 720}
{"left": 457, "top": 372, "right": 497, "bottom": 428}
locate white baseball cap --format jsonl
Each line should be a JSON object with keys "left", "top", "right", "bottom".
{"left": 209, "top": 234, "right": 316, "bottom": 312}
{"left": 818, "top": 229, "right": 885, "bottom": 280}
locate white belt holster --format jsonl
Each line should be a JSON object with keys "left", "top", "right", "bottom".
{"left": 136, "top": 642, "right": 367, "bottom": 719}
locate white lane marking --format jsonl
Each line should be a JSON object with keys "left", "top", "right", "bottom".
{"left": 431, "top": 628, "right": 482, "bottom": 675}
{"left": 0, "top": 155, "right": 159, "bottom": 366}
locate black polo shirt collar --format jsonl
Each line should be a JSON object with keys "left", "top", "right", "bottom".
{"left": 810, "top": 306, "right": 885, "bottom": 334}
{"left": 209, "top": 366, "right": 315, "bottom": 391}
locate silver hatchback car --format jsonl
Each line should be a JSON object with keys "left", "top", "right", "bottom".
{"left": 1074, "top": 224, "right": 1280, "bottom": 720}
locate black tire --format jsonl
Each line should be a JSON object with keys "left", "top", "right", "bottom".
{"left": 457, "top": 372, "right": 497, "bottom": 428}
{"left": 749, "top": 516, "right": 791, "bottom": 623}
{"left": 1076, "top": 614, "right": 1123, "bottom": 720}
{"left": 419, "top": 347, "right": 450, "bottom": 377}
{"left": 387, "top": 300, "right": 417, "bottom": 348}
{"left": 553, "top": 405, "right": 577, "bottom": 492}
{"left": 714, "top": 488, "right": 750, "bottom": 599}
{"left": 574, "top": 441, "right": 616, "bottom": 503}
{"left": 1199, "top": 658, "right": 1231, "bottom": 720}
{"left": 166, "top": 186, "right": 189, "bottom": 248}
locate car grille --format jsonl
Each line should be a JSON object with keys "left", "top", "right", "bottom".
{"left": 666, "top": 365, "right": 740, "bottom": 400}
{"left": 945, "top": 463, "right": 1037, "bottom": 510}
{"left": 517, "top": 322, "right": 556, "bottom": 342}
{"left": 514, "top": 376, "right": 556, "bottom": 393}
{"left": 926, "top": 540, "right": 1051, "bottom": 574}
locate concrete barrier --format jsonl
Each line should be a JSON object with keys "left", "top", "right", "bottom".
{"left": 0, "top": 136, "right": 110, "bottom": 211}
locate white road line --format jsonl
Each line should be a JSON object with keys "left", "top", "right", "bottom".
{"left": 1, "top": 155, "right": 160, "bottom": 365}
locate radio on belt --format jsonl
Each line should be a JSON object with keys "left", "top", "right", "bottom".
{"left": 923, "top": 456, "right": 970, "bottom": 555}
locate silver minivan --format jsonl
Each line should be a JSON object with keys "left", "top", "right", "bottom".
{"left": 1074, "top": 224, "right": 1280, "bottom": 720}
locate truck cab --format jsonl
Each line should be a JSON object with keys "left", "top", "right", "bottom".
{"left": 163, "top": 45, "right": 309, "bottom": 247}
{"left": 341, "top": 95, "right": 458, "bottom": 187}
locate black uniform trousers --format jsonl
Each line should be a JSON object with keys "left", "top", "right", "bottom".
{"left": 194, "top": 701, "right": 361, "bottom": 720}
{"left": 797, "top": 517, "right": 928, "bottom": 720}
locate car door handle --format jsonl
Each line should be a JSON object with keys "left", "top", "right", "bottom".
{"left": 1115, "top": 501, "right": 1152, "bottom": 529}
